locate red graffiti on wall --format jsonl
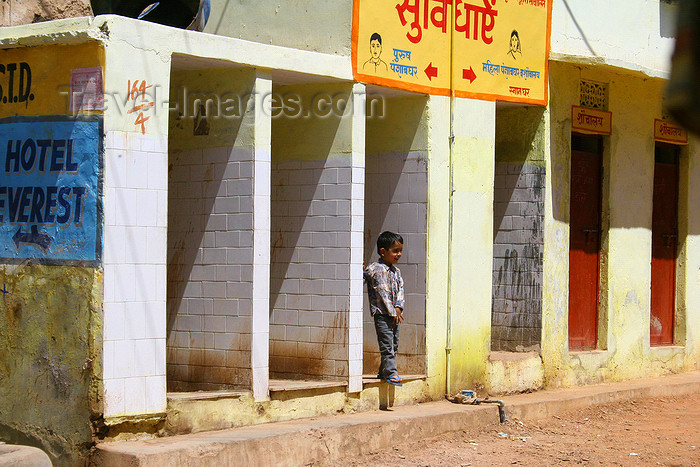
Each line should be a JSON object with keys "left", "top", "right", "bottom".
{"left": 126, "top": 80, "right": 154, "bottom": 134}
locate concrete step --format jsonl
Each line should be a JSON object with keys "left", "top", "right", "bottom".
{"left": 92, "top": 370, "right": 700, "bottom": 466}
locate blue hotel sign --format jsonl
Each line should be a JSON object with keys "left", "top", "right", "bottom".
{"left": 0, "top": 116, "right": 102, "bottom": 264}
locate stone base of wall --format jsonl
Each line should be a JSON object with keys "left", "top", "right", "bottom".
{"left": 487, "top": 351, "right": 544, "bottom": 394}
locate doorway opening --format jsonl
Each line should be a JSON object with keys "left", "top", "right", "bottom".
{"left": 268, "top": 82, "right": 357, "bottom": 385}
{"left": 568, "top": 133, "right": 603, "bottom": 351}
{"left": 363, "top": 93, "right": 428, "bottom": 378}
{"left": 650, "top": 143, "right": 680, "bottom": 346}
{"left": 491, "top": 105, "right": 546, "bottom": 353}
{"left": 166, "top": 59, "right": 256, "bottom": 392}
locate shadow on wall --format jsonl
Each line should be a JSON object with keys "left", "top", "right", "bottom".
{"left": 364, "top": 95, "right": 429, "bottom": 375}
{"left": 659, "top": 0, "right": 679, "bottom": 39}
{"left": 493, "top": 105, "right": 546, "bottom": 244}
{"left": 166, "top": 70, "right": 249, "bottom": 387}
{"left": 269, "top": 85, "right": 343, "bottom": 309}
{"left": 561, "top": 0, "right": 598, "bottom": 56}
{"left": 363, "top": 94, "right": 428, "bottom": 258}
{"left": 269, "top": 84, "right": 348, "bottom": 379}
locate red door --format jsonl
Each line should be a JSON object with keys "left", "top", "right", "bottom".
{"left": 650, "top": 145, "right": 679, "bottom": 345}
{"left": 569, "top": 135, "right": 602, "bottom": 350}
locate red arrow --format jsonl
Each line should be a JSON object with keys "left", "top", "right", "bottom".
{"left": 463, "top": 67, "right": 476, "bottom": 83}
{"left": 425, "top": 62, "right": 438, "bottom": 80}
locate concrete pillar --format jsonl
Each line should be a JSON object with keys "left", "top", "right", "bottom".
{"left": 425, "top": 95, "right": 451, "bottom": 393}
{"left": 448, "top": 98, "right": 495, "bottom": 390}
{"left": 683, "top": 136, "right": 700, "bottom": 363}
{"left": 102, "top": 41, "right": 170, "bottom": 417}
{"left": 348, "top": 83, "right": 366, "bottom": 393}
{"left": 541, "top": 62, "right": 574, "bottom": 383}
{"left": 251, "top": 72, "right": 272, "bottom": 400}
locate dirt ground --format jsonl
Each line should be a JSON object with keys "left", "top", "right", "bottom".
{"left": 338, "top": 393, "right": 700, "bottom": 466}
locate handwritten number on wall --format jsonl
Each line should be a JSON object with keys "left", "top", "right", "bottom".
{"left": 126, "top": 80, "right": 154, "bottom": 134}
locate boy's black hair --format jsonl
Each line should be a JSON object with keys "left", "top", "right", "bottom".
{"left": 376, "top": 231, "right": 403, "bottom": 254}
{"left": 370, "top": 32, "right": 382, "bottom": 44}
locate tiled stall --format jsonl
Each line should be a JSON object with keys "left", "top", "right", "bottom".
{"left": 166, "top": 64, "right": 267, "bottom": 392}
{"left": 269, "top": 82, "right": 363, "bottom": 385}
{"left": 363, "top": 94, "right": 428, "bottom": 376}
{"left": 491, "top": 105, "right": 546, "bottom": 352}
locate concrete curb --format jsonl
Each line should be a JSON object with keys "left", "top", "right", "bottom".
{"left": 92, "top": 370, "right": 700, "bottom": 466}
{"left": 504, "top": 370, "right": 700, "bottom": 421}
{"left": 0, "top": 444, "right": 52, "bottom": 467}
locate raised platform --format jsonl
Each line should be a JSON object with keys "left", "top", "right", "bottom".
{"left": 162, "top": 375, "right": 430, "bottom": 436}
{"left": 94, "top": 371, "right": 700, "bottom": 466}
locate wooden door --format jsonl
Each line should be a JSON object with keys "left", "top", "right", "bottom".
{"left": 569, "top": 135, "right": 602, "bottom": 350}
{"left": 650, "top": 145, "right": 679, "bottom": 345}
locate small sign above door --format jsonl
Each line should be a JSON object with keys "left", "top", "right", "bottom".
{"left": 654, "top": 119, "right": 688, "bottom": 145}
{"left": 571, "top": 106, "right": 612, "bottom": 135}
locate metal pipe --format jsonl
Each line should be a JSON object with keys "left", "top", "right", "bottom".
{"left": 474, "top": 398, "right": 506, "bottom": 423}
{"left": 446, "top": 391, "right": 507, "bottom": 423}
{"left": 445, "top": 0, "right": 457, "bottom": 399}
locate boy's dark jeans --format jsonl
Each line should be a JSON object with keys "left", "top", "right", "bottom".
{"left": 374, "top": 313, "right": 400, "bottom": 380}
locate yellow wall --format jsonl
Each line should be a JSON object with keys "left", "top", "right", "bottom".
{"left": 424, "top": 95, "right": 451, "bottom": 394}
{"left": 168, "top": 67, "right": 256, "bottom": 151}
{"left": 542, "top": 61, "right": 700, "bottom": 389}
{"left": 682, "top": 134, "right": 700, "bottom": 368}
{"left": 0, "top": 42, "right": 104, "bottom": 118}
{"left": 271, "top": 82, "right": 355, "bottom": 161}
{"left": 0, "top": 42, "right": 105, "bottom": 464}
{"left": 0, "top": 265, "right": 102, "bottom": 463}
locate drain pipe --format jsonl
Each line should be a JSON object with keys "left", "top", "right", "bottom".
{"left": 474, "top": 398, "right": 506, "bottom": 423}
{"left": 445, "top": 0, "right": 457, "bottom": 399}
{"left": 447, "top": 391, "right": 506, "bottom": 423}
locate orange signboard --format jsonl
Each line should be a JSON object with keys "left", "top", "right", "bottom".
{"left": 654, "top": 119, "right": 688, "bottom": 145}
{"left": 351, "top": 0, "right": 552, "bottom": 105}
{"left": 571, "top": 106, "right": 612, "bottom": 135}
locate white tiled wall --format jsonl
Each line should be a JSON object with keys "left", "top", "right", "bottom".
{"left": 363, "top": 151, "right": 428, "bottom": 375}
{"left": 251, "top": 73, "right": 272, "bottom": 400}
{"left": 103, "top": 131, "right": 168, "bottom": 417}
{"left": 348, "top": 83, "right": 366, "bottom": 393}
{"left": 166, "top": 146, "right": 255, "bottom": 390}
{"left": 270, "top": 156, "right": 353, "bottom": 380}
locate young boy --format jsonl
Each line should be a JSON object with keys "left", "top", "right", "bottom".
{"left": 363, "top": 231, "right": 404, "bottom": 386}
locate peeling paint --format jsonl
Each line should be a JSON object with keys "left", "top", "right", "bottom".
{"left": 0, "top": 265, "right": 102, "bottom": 465}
